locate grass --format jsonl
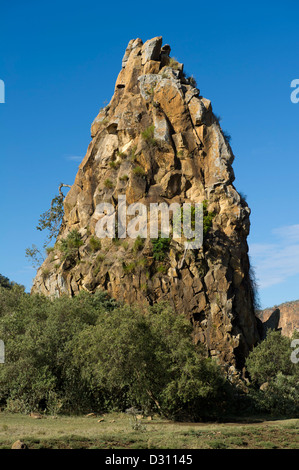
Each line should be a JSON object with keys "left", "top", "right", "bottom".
{"left": 130, "top": 145, "right": 138, "bottom": 162}
{"left": 133, "top": 235, "right": 145, "bottom": 253}
{"left": 132, "top": 166, "right": 146, "bottom": 178}
{"left": 0, "top": 412, "right": 299, "bottom": 449}
{"left": 109, "top": 160, "right": 120, "bottom": 170}
{"left": 117, "top": 151, "right": 127, "bottom": 159}
{"left": 104, "top": 179, "right": 114, "bottom": 189}
{"left": 0, "top": 413, "right": 298, "bottom": 449}
{"left": 89, "top": 236, "right": 102, "bottom": 252}
{"left": 156, "top": 265, "right": 168, "bottom": 274}
{"left": 41, "top": 269, "right": 50, "bottom": 279}
{"left": 141, "top": 125, "right": 157, "bottom": 147}
{"left": 123, "top": 262, "right": 136, "bottom": 274}
{"left": 168, "top": 57, "right": 180, "bottom": 70}
{"left": 119, "top": 174, "right": 129, "bottom": 182}
{"left": 93, "top": 254, "right": 105, "bottom": 276}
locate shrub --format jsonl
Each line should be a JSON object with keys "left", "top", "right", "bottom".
{"left": 93, "top": 254, "right": 105, "bottom": 276}
{"left": 156, "top": 265, "right": 167, "bottom": 274}
{"left": 246, "top": 330, "right": 299, "bottom": 416}
{"left": 0, "top": 287, "right": 231, "bottom": 420}
{"left": 133, "top": 235, "right": 145, "bottom": 253}
{"left": 123, "top": 262, "right": 136, "bottom": 274}
{"left": 141, "top": 125, "right": 157, "bottom": 146}
{"left": 168, "top": 57, "right": 180, "bottom": 70}
{"left": 119, "top": 174, "right": 129, "bottom": 182}
{"left": 134, "top": 166, "right": 146, "bottom": 178}
{"left": 42, "top": 268, "right": 50, "bottom": 279}
{"left": 202, "top": 200, "right": 215, "bottom": 237}
{"left": 151, "top": 236, "right": 171, "bottom": 261}
{"left": 58, "top": 229, "right": 83, "bottom": 263}
{"left": 104, "top": 179, "right": 114, "bottom": 189}
{"left": 137, "top": 257, "right": 147, "bottom": 267}
{"left": 132, "top": 166, "right": 146, "bottom": 178}
{"left": 130, "top": 145, "right": 138, "bottom": 162}
{"left": 246, "top": 330, "right": 295, "bottom": 385}
{"left": 89, "top": 236, "right": 102, "bottom": 252}
{"left": 122, "top": 241, "right": 129, "bottom": 250}
{"left": 71, "top": 301, "right": 227, "bottom": 419}
{"left": 109, "top": 160, "right": 120, "bottom": 170}
{"left": 117, "top": 151, "right": 127, "bottom": 159}
{"left": 0, "top": 289, "right": 115, "bottom": 413}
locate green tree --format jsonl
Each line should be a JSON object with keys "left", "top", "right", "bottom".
{"left": 25, "top": 183, "right": 71, "bottom": 268}
{"left": 0, "top": 274, "right": 13, "bottom": 289}
{"left": 246, "top": 330, "right": 299, "bottom": 416}
{"left": 37, "top": 183, "right": 71, "bottom": 246}
{"left": 71, "top": 302, "right": 227, "bottom": 419}
{"left": 246, "top": 330, "right": 294, "bottom": 385}
{"left": 0, "top": 288, "right": 115, "bottom": 413}
{"left": 0, "top": 287, "right": 228, "bottom": 419}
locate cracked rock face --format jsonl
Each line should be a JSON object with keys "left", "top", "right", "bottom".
{"left": 32, "top": 36, "right": 260, "bottom": 371}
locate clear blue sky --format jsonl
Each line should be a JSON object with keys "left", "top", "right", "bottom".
{"left": 0, "top": 0, "right": 298, "bottom": 309}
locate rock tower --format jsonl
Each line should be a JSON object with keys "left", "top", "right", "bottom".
{"left": 32, "top": 37, "right": 260, "bottom": 372}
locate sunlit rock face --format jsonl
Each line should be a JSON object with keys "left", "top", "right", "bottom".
{"left": 257, "top": 300, "right": 299, "bottom": 338}
{"left": 32, "top": 37, "right": 260, "bottom": 373}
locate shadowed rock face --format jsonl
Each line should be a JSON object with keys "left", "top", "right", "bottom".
{"left": 257, "top": 300, "right": 299, "bottom": 338}
{"left": 32, "top": 36, "right": 260, "bottom": 373}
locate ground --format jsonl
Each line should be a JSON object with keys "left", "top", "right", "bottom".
{"left": 0, "top": 412, "right": 298, "bottom": 449}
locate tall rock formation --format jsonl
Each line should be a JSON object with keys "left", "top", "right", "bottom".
{"left": 32, "top": 37, "right": 260, "bottom": 373}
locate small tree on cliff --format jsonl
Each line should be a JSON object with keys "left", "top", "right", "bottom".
{"left": 25, "top": 183, "right": 71, "bottom": 268}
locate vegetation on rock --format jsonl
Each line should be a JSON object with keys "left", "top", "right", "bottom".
{"left": 58, "top": 229, "right": 84, "bottom": 263}
{"left": 151, "top": 236, "right": 171, "bottom": 261}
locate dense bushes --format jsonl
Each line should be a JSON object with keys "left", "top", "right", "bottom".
{"left": 1, "top": 284, "right": 298, "bottom": 419}
{"left": 0, "top": 286, "right": 227, "bottom": 419}
{"left": 0, "top": 274, "right": 14, "bottom": 289}
{"left": 246, "top": 330, "right": 299, "bottom": 417}
{"left": 0, "top": 286, "right": 115, "bottom": 414}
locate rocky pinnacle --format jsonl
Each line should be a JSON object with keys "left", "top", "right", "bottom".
{"left": 32, "top": 37, "right": 260, "bottom": 373}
